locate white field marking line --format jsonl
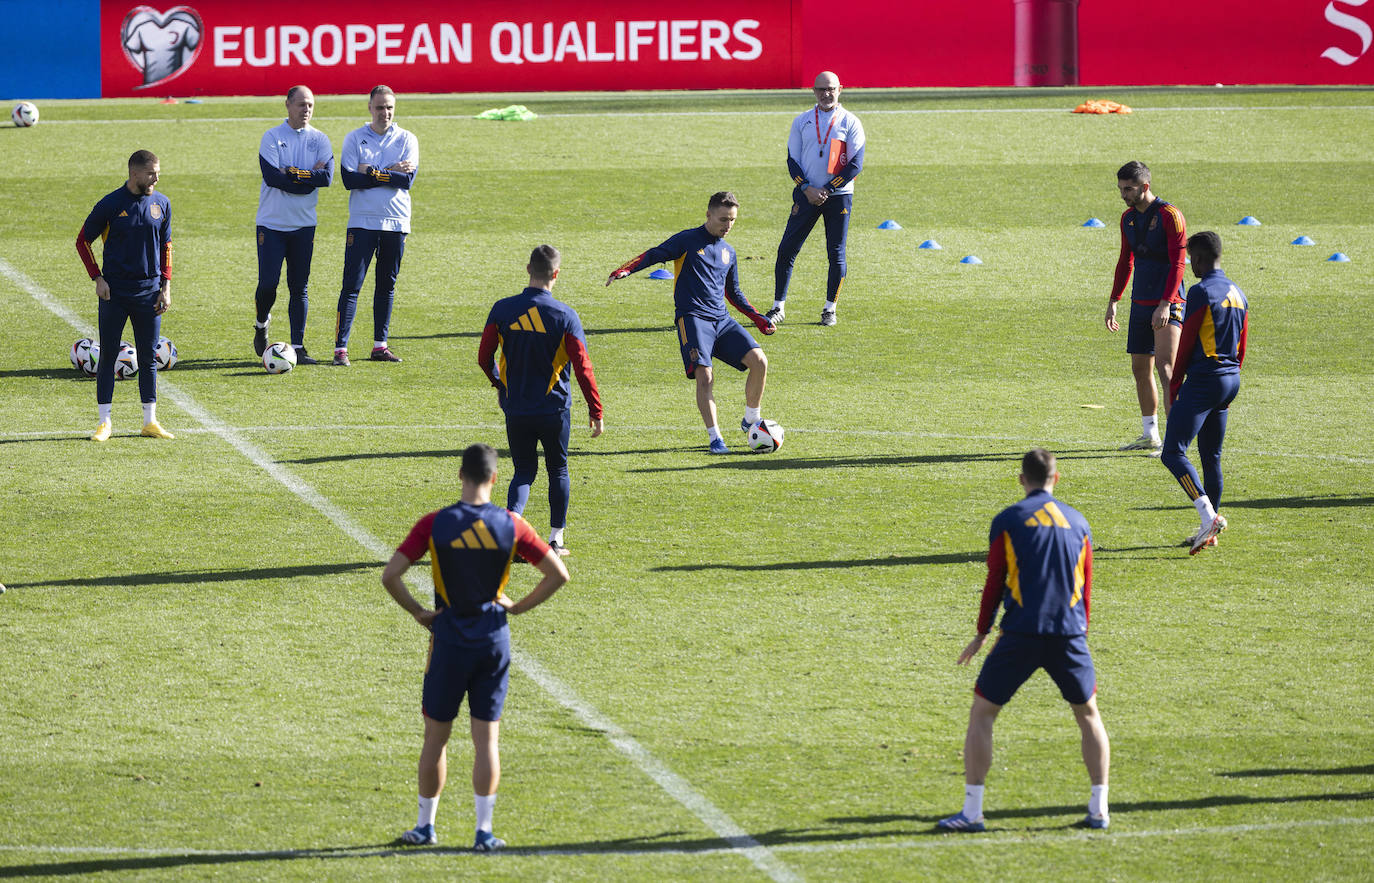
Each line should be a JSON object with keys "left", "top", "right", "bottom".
{"left": 0, "top": 257, "right": 801, "bottom": 883}
{"left": 35, "top": 104, "right": 1374, "bottom": 126}
{"left": 4, "top": 424, "right": 1373, "bottom": 467}
{"left": 1, "top": 815, "right": 1371, "bottom": 861}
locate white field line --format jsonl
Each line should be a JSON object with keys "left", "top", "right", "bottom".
{"left": 4, "top": 424, "right": 1373, "bottom": 467}
{"left": 1, "top": 815, "right": 1370, "bottom": 861}
{"left": 0, "top": 257, "right": 800, "bottom": 883}
{"left": 33, "top": 104, "right": 1374, "bottom": 126}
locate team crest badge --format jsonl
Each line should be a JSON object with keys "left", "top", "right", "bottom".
{"left": 149, "top": 203, "right": 163, "bottom": 219}
{"left": 121, "top": 5, "right": 204, "bottom": 90}
{"left": 1149, "top": 216, "right": 1159, "bottom": 230}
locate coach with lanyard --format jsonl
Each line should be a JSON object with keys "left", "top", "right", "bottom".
{"left": 768, "top": 70, "right": 866, "bottom": 328}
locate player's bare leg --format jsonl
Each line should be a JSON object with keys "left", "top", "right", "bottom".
{"left": 695, "top": 366, "right": 719, "bottom": 429}
{"left": 471, "top": 717, "right": 505, "bottom": 851}
{"left": 1130, "top": 353, "right": 1158, "bottom": 419}
{"left": 403, "top": 713, "right": 451, "bottom": 844}
{"left": 1072, "top": 696, "right": 1111, "bottom": 828}
{"left": 1153, "top": 323, "right": 1181, "bottom": 417}
{"left": 742, "top": 347, "right": 768, "bottom": 413}
{"left": 939, "top": 694, "right": 1000, "bottom": 832}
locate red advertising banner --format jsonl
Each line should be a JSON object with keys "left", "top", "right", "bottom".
{"left": 98, "top": 1, "right": 1373, "bottom": 97}
{"left": 100, "top": 0, "right": 802, "bottom": 97}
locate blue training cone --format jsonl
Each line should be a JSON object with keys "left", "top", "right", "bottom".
{"left": 1291, "top": 236, "right": 1315, "bottom": 245}
{"left": 1082, "top": 218, "right": 1105, "bottom": 228}
{"left": 649, "top": 268, "right": 674, "bottom": 279}
{"left": 1238, "top": 216, "right": 1261, "bottom": 226}
{"left": 918, "top": 239, "right": 942, "bottom": 250}
{"left": 1327, "top": 253, "right": 1351, "bottom": 262}
{"left": 959, "top": 255, "right": 982, "bottom": 265}
{"left": 878, "top": 219, "right": 902, "bottom": 230}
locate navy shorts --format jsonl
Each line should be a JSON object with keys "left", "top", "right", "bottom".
{"left": 974, "top": 631, "right": 1097, "bottom": 706}
{"left": 422, "top": 634, "right": 511, "bottom": 723}
{"left": 1126, "top": 299, "right": 1184, "bottom": 355}
{"left": 676, "top": 314, "right": 758, "bottom": 378}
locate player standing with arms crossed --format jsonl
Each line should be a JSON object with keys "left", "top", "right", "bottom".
{"left": 334, "top": 85, "right": 417, "bottom": 366}
{"left": 1161, "top": 232, "right": 1248, "bottom": 554}
{"left": 938, "top": 449, "right": 1111, "bottom": 833}
{"left": 768, "top": 70, "right": 865, "bottom": 327}
{"left": 606, "top": 191, "right": 775, "bottom": 454}
{"left": 382, "top": 443, "right": 569, "bottom": 852}
{"left": 76, "top": 150, "right": 174, "bottom": 441}
{"left": 252, "top": 85, "right": 333, "bottom": 364}
{"left": 1105, "top": 161, "right": 1186, "bottom": 452}
{"left": 479, "top": 245, "right": 604, "bottom": 556}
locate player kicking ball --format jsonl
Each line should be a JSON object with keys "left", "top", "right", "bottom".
{"left": 606, "top": 191, "right": 775, "bottom": 454}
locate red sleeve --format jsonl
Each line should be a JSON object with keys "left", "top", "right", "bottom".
{"left": 1237, "top": 312, "right": 1248, "bottom": 369}
{"left": 564, "top": 334, "right": 603, "bottom": 420}
{"left": 611, "top": 250, "right": 649, "bottom": 278}
{"left": 1170, "top": 304, "right": 1206, "bottom": 403}
{"left": 1082, "top": 540, "right": 1093, "bottom": 628}
{"left": 161, "top": 239, "right": 172, "bottom": 281}
{"left": 397, "top": 511, "right": 438, "bottom": 562}
{"left": 477, "top": 323, "right": 501, "bottom": 388}
{"left": 511, "top": 512, "right": 552, "bottom": 563}
{"left": 1109, "top": 213, "right": 1132, "bottom": 302}
{"left": 76, "top": 228, "right": 101, "bottom": 280}
{"left": 976, "top": 532, "right": 1008, "bottom": 633}
{"left": 1160, "top": 205, "right": 1187, "bottom": 304}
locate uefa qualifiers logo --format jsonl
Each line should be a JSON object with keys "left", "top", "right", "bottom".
{"left": 121, "top": 5, "right": 204, "bottom": 89}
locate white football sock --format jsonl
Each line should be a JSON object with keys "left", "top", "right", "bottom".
{"left": 962, "top": 784, "right": 985, "bottom": 819}
{"left": 98, "top": 403, "right": 112, "bottom": 424}
{"left": 373, "top": 340, "right": 387, "bottom": 351}
{"left": 744, "top": 406, "right": 761, "bottom": 425}
{"left": 822, "top": 302, "right": 836, "bottom": 315}
{"left": 1089, "top": 784, "right": 1109, "bottom": 817}
{"left": 550, "top": 527, "right": 564, "bottom": 545}
{"left": 143, "top": 403, "right": 156, "bottom": 424}
{"left": 1193, "top": 495, "right": 1217, "bottom": 527}
{"left": 772, "top": 300, "right": 785, "bottom": 311}
{"left": 255, "top": 316, "right": 269, "bottom": 329}
{"left": 1142, "top": 415, "right": 1159, "bottom": 438}
{"left": 706, "top": 426, "right": 722, "bottom": 442}
{"left": 474, "top": 793, "right": 496, "bottom": 833}
{"left": 417, "top": 795, "right": 439, "bottom": 828}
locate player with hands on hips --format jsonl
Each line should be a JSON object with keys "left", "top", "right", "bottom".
{"left": 607, "top": 191, "right": 774, "bottom": 454}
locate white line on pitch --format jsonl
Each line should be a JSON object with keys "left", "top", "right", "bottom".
{"left": 1, "top": 815, "right": 1370, "bottom": 861}
{"left": 0, "top": 257, "right": 800, "bottom": 883}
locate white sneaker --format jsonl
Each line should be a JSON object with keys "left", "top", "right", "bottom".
{"left": 1119, "top": 434, "right": 1162, "bottom": 451}
{"left": 820, "top": 308, "right": 837, "bottom": 327}
{"left": 1190, "top": 513, "right": 1228, "bottom": 555}
{"left": 765, "top": 306, "right": 785, "bottom": 325}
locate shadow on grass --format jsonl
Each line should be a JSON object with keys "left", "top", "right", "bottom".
{"left": 1133, "top": 494, "right": 1374, "bottom": 512}
{"left": 652, "top": 551, "right": 984, "bottom": 572}
{"left": 164, "top": 359, "right": 262, "bottom": 372}
{"left": 1220, "top": 763, "right": 1374, "bottom": 778}
{"left": 0, "top": 368, "right": 90, "bottom": 381}
{"left": 629, "top": 448, "right": 1123, "bottom": 474}
{"left": 836, "top": 789, "right": 1374, "bottom": 827}
{"left": 282, "top": 446, "right": 685, "bottom": 465}
{"left": 390, "top": 330, "right": 482, "bottom": 341}
{"left": 583, "top": 325, "right": 675, "bottom": 336}
{"left": 0, "top": 435, "right": 92, "bottom": 447}
{"left": 7, "top": 560, "right": 380, "bottom": 590}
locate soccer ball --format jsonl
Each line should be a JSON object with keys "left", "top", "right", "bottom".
{"left": 153, "top": 335, "right": 178, "bottom": 370}
{"left": 11, "top": 102, "right": 38, "bottom": 127}
{"left": 747, "top": 419, "right": 784, "bottom": 453}
{"left": 262, "top": 341, "right": 297, "bottom": 374}
{"left": 70, "top": 338, "right": 99, "bottom": 377}
{"left": 114, "top": 342, "right": 138, "bottom": 379}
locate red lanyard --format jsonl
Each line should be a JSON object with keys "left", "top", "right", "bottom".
{"left": 814, "top": 106, "right": 838, "bottom": 158}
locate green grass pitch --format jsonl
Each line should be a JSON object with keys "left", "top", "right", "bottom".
{"left": 1, "top": 85, "right": 1371, "bottom": 880}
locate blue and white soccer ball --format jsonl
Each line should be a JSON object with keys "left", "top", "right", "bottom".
{"left": 114, "top": 342, "right": 138, "bottom": 379}
{"left": 747, "top": 419, "right": 784, "bottom": 453}
{"left": 153, "top": 335, "right": 178, "bottom": 370}
{"left": 69, "top": 338, "right": 99, "bottom": 377}
{"left": 262, "top": 341, "right": 297, "bottom": 374}
{"left": 11, "top": 101, "right": 38, "bottom": 128}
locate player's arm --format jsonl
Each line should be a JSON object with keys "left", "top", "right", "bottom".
{"left": 564, "top": 332, "right": 604, "bottom": 434}
{"left": 477, "top": 322, "right": 502, "bottom": 388}
{"left": 76, "top": 207, "right": 111, "bottom": 300}
{"left": 381, "top": 513, "right": 439, "bottom": 628}
{"left": 824, "top": 124, "right": 865, "bottom": 192}
{"left": 157, "top": 210, "right": 172, "bottom": 314}
{"left": 723, "top": 262, "right": 775, "bottom": 335}
{"left": 339, "top": 134, "right": 379, "bottom": 190}
{"left": 1081, "top": 538, "right": 1093, "bottom": 629}
{"left": 259, "top": 134, "right": 314, "bottom": 194}
{"left": 1237, "top": 311, "right": 1248, "bottom": 369}
{"left": 371, "top": 165, "right": 416, "bottom": 190}
{"left": 1105, "top": 216, "right": 1133, "bottom": 331}
{"left": 1160, "top": 205, "right": 1187, "bottom": 304}
{"left": 502, "top": 517, "right": 569, "bottom": 615}
{"left": 1168, "top": 294, "right": 1207, "bottom": 404}
{"left": 606, "top": 238, "right": 679, "bottom": 285}
{"left": 958, "top": 532, "right": 1009, "bottom": 664}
